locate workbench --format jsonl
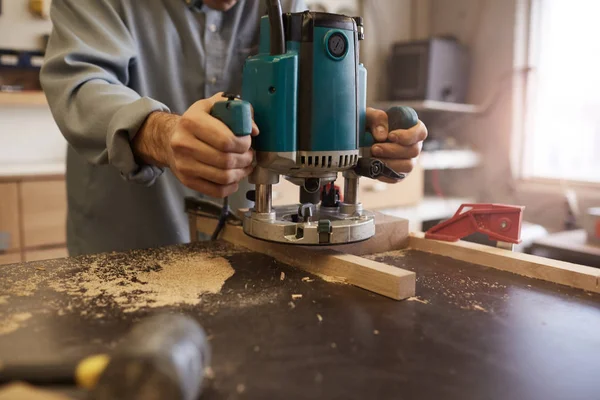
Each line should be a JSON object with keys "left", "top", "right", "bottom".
{"left": 1, "top": 241, "right": 599, "bottom": 400}
{"left": 530, "top": 229, "right": 600, "bottom": 268}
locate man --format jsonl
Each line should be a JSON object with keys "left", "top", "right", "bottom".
{"left": 41, "top": 0, "right": 428, "bottom": 256}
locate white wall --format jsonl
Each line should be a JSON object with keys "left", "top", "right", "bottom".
{"left": 0, "top": 106, "right": 65, "bottom": 164}
{"left": 0, "top": 1, "right": 64, "bottom": 166}
{"left": 0, "top": 0, "right": 52, "bottom": 51}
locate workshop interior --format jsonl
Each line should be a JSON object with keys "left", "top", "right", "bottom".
{"left": 0, "top": 0, "right": 599, "bottom": 399}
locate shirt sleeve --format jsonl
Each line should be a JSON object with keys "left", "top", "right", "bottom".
{"left": 40, "top": 0, "right": 168, "bottom": 186}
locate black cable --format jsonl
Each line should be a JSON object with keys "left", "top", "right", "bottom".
{"left": 211, "top": 197, "right": 230, "bottom": 241}
{"left": 267, "top": 0, "right": 285, "bottom": 55}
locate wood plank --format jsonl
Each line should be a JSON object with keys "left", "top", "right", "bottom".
{"left": 24, "top": 247, "right": 68, "bottom": 263}
{"left": 333, "top": 212, "right": 409, "bottom": 256}
{"left": 409, "top": 232, "right": 600, "bottom": 293}
{"left": 0, "top": 183, "right": 21, "bottom": 251}
{"left": 193, "top": 215, "right": 415, "bottom": 300}
{"left": 0, "top": 252, "right": 22, "bottom": 265}
{"left": 21, "top": 180, "right": 67, "bottom": 248}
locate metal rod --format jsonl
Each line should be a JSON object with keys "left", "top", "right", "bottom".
{"left": 344, "top": 177, "right": 359, "bottom": 205}
{"left": 255, "top": 184, "right": 272, "bottom": 213}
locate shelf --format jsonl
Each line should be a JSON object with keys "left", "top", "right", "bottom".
{"left": 374, "top": 100, "right": 479, "bottom": 114}
{"left": 420, "top": 149, "right": 481, "bottom": 170}
{"left": 0, "top": 91, "right": 48, "bottom": 106}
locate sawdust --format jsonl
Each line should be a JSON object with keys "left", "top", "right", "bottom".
{"left": 471, "top": 304, "right": 488, "bottom": 312}
{"left": 406, "top": 296, "right": 429, "bottom": 304}
{"left": 291, "top": 294, "right": 303, "bottom": 300}
{"left": 6, "top": 276, "right": 43, "bottom": 297}
{"left": 0, "top": 312, "right": 32, "bottom": 335}
{"left": 364, "top": 250, "right": 406, "bottom": 260}
{"left": 48, "top": 248, "right": 236, "bottom": 313}
{"left": 312, "top": 272, "right": 346, "bottom": 284}
{"left": 0, "top": 296, "right": 8, "bottom": 305}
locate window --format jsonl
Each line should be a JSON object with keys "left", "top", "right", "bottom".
{"left": 522, "top": 0, "right": 600, "bottom": 183}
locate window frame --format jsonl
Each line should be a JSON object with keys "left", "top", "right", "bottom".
{"left": 512, "top": 0, "right": 600, "bottom": 189}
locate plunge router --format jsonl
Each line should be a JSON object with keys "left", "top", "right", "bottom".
{"left": 209, "top": 1, "right": 418, "bottom": 245}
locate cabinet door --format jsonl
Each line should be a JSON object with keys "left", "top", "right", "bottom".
{"left": 22, "top": 180, "right": 67, "bottom": 248}
{"left": 25, "top": 247, "right": 68, "bottom": 262}
{"left": 0, "top": 252, "right": 22, "bottom": 265}
{"left": 0, "top": 183, "right": 21, "bottom": 251}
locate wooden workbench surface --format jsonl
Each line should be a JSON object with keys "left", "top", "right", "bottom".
{"left": 1, "top": 241, "right": 599, "bottom": 400}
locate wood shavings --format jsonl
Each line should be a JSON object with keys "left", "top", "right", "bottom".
{"left": 406, "top": 296, "right": 429, "bottom": 304}
{"left": 364, "top": 250, "right": 406, "bottom": 260}
{"left": 280, "top": 272, "right": 285, "bottom": 281}
{"left": 291, "top": 294, "right": 303, "bottom": 300}
{"left": 316, "top": 313, "right": 323, "bottom": 322}
{"left": 49, "top": 249, "right": 235, "bottom": 313}
{"left": 204, "top": 367, "right": 215, "bottom": 380}
{"left": 301, "top": 277, "right": 314, "bottom": 282}
{"left": 373, "top": 329, "right": 380, "bottom": 335}
{"left": 288, "top": 301, "right": 296, "bottom": 309}
{"left": 35, "top": 267, "right": 46, "bottom": 271}
{"left": 472, "top": 304, "right": 488, "bottom": 312}
{"left": 0, "top": 312, "right": 32, "bottom": 335}
{"left": 236, "top": 384, "right": 246, "bottom": 394}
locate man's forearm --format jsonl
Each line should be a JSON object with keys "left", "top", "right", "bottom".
{"left": 133, "top": 111, "right": 180, "bottom": 168}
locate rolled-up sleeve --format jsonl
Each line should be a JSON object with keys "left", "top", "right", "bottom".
{"left": 41, "top": 0, "right": 168, "bottom": 185}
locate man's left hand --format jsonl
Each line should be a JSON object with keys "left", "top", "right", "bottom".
{"left": 366, "top": 107, "right": 428, "bottom": 183}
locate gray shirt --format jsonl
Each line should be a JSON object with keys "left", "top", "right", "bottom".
{"left": 41, "top": 0, "right": 306, "bottom": 255}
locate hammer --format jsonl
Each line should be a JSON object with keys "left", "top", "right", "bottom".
{"left": 0, "top": 314, "right": 211, "bottom": 400}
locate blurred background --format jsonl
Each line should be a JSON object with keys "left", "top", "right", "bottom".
{"left": 0, "top": 0, "right": 599, "bottom": 266}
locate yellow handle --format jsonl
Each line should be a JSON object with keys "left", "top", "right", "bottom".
{"left": 75, "top": 354, "right": 110, "bottom": 390}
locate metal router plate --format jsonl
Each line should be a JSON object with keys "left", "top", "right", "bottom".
{"left": 243, "top": 205, "right": 375, "bottom": 245}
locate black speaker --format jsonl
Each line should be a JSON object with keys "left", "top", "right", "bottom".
{"left": 388, "top": 37, "right": 470, "bottom": 103}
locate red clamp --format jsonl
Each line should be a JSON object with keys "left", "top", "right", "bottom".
{"left": 425, "top": 203, "right": 525, "bottom": 244}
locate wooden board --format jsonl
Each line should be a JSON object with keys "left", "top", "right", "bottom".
{"left": 0, "top": 183, "right": 21, "bottom": 251}
{"left": 24, "top": 247, "right": 68, "bottom": 262}
{"left": 21, "top": 180, "right": 67, "bottom": 248}
{"left": 193, "top": 214, "right": 415, "bottom": 300}
{"left": 409, "top": 232, "right": 600, "bottom": 293}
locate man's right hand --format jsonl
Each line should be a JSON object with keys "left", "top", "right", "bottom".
{"left": 133, "top": 93, "right": 259, "bottom": 198}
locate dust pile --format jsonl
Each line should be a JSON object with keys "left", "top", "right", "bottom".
{"left": 0, "top": 312, "right": 32, "bottom": 335}
{"left": 49, "top": 248, "right": 236, "bottom": 313}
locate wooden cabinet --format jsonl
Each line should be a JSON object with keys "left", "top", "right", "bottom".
{"left": 22, "top": 180, "right": 67, "bottom": 248}
{"left": 0, "top": 178, "right": 67, "bottom": 265}
{"left": 0, "top": 252, "right": 22, "bottom": 265}
{"left": 25, "top": 247, "right": 68, "bottom": 262}
{"left": 0, "top": 183, "right": 21, "bottom": 251}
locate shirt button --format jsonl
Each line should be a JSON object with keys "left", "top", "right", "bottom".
{"left": 208, "top": 24, "right": 217, "bottom": 33}
{"left": 209, "top": 77, "right": 217, "bottom": 84}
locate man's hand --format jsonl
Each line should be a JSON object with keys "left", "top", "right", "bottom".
{"left": 366, "top": 107, "right": 428, "bottom": 183}
{"left": 133, "top": 93, "right": 259, "bottom": 198}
